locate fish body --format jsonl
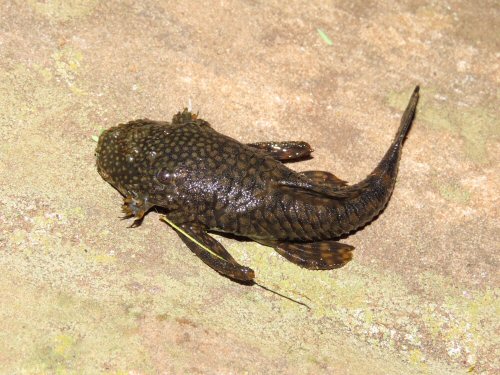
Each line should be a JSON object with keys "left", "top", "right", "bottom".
{"left": 96, "top": 87, "right": 419, "bottom": 281}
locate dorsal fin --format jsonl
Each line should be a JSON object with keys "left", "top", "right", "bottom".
{"left": 277, "top": 180, "right": 361, "bottom": 199}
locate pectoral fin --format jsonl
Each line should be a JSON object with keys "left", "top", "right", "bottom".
{"left": 274, "top": 241, "right": 354, "bottom": 269}
{"left": 162, "top": 218, "right": 255, "bottom": 282}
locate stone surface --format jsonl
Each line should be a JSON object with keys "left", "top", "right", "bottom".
{"left": 0, "top": 0, "right": 498, "bottom": 373}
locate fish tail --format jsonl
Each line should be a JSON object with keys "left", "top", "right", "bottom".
{"left": 335, "top": 86, "right": 420, "bottom": 231}
{"left": 371, "top": 85, "right": 420, "bottom": 178}
{"left": 395, "top": 85, "right": 420, "bottom": 145}
{"left": 276, "top": 87, "right": 420, "bottom": 237}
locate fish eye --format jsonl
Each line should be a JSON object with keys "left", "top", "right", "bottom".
{"left": 156, "top": 169, "right": 172, "bottom": 184}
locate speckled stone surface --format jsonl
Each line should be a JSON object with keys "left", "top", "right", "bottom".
{"left": 0, "top": 1, "right": 498, "bottom": 374}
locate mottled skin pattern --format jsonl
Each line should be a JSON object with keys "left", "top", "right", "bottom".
{"left": 96, "top": 87, "right": 419, "bottom": 282}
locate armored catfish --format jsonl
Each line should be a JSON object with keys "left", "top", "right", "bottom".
{"left": 96, "top": 86, "right": 420, "bottom": 282}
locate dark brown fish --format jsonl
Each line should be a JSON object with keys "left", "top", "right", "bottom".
{"left": 96, "top": 86, "right": 419, "bottom": 282}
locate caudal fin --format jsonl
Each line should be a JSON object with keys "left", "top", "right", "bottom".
{"left": 370, "top": 85, "right": 420, "bottom": 178}
{"left": 333, "top": 85, "right": 420, "bottom": 232}
{"left": 395, "top": 86, "right": 420, "bottom": 144}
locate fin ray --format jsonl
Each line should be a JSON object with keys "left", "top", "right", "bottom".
{"left": 247, "top": 141, "right": 313, "bottom": 161}
{"left": 162, "top": 218, "right": 255, "bottom": 282}
{"left": 301, "top": 170, "right": 348, "bottom": 187}
{"left": 274, "top": 241, "right": 354, "bottom": 270}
